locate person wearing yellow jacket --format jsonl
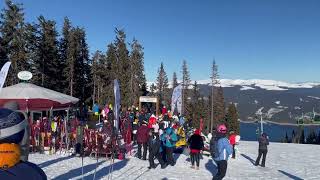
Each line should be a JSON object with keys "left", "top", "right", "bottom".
{"left": 175, "top": 126, "right": 187, "bottom": 148}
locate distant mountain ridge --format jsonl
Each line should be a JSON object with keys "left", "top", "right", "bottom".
{"left": 147, "top": 79, "right": 320, "bottom": 123}
{"left": 148, "top": 79, "right": 320, "bottom": 91}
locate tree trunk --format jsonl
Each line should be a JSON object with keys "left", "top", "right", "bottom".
{"left": 210, "top": 85, "right": 214, "bottom": 134}
{"left": 70, "top": 78, "right": 73, "bottom": 96}
{"left": 93, "top": 75, "right": 96, "bottom": 105}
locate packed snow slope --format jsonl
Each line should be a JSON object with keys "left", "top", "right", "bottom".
{"left": 29, "top": 141, "right": 320, "bottom": 180}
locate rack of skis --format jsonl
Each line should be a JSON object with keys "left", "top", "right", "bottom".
{"left": 29, "top": 116, "right": 131, "bottom": 158}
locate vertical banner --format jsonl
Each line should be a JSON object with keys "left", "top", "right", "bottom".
{"left": 114, "top": 79, "right": 121, "bottom": 131}
{"left": 171, "top": 84, "right": 182, "bottom": 115}
{"left": 0, "top": 61, "right": 11, "bottom": 90}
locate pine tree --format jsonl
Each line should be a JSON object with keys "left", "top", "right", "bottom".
{"left": 190, "top": 81, "right": 201, "bottom": 128}
{"left": 0, "top": 36, "right": 8, "bottom": 67}
{"left": 156, "top": 62, "right": 169, "bottom": 106}
{"left": 64, "top": 27, "right": 77, "bottom": 96}
{"left": 181, "top": 60, "right": 191, "bottom": 116}
{"left": 58, "top": 17, "right": 71, "bottom": 93}
{"left": 114, "top": 28, "right": 130, "bottom": 108}
{"left": 150, "top": 83, "right": 156, "bottom": 96}
{"left": 33, "top": 16, "right": 60, "bottom": 91}
{"left": 74, "top": 27, "right": 91, "bottom": 102}
{"left": 103, "top": 43, "right": 117, "bottom": 105}
{"left": 24, "top": 23, "right": 38, "bottom": 76}
{"left": 91, "top": 50, "right": 107, "bottom": 104}
{"left": 129, "top": 38, "right": 146, "bottom": 106}
{"left": 172, "top": 72, "right": 178, "bottom": 89}
{"left": 210, "top": 60, "right": 225, "bottom": 133}
{"left": 0, "top": 0, "right": 28, "bottom": 85}
{"left": 226, "top": 103, "right": 240, "bottom": 134}
{"left": 64, "top": 27, "right": 91, "bottom": 101}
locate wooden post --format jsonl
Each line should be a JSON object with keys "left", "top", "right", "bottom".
{"left": 156, "top": 98, "right": 159, "bottom": 117}
{"left": 66, "top": 108, "right": 69, "bottom": 150}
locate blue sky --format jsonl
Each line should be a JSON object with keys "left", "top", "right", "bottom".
{"left": 2, "top": 0, "right": 320, "bottom": 82}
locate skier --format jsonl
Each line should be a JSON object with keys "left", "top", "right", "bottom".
{"left": 255, "top": 133, "right": 269, "bottom": 167}
{"left": 0, "top": 108, "right": 47, "bottom": 180}
{"left": 188, "top": 129, "right": 204, "bottom": 170}
{"left": 160, "top": 127, "right": 178, "bottom": 166}
{"left": 210, "top": 124, "right": 233, "bottom": 180}
{"left": 229, "top": 131, "right": 236, "bottom": 159}
{"left": 148, "top": 130, "right": 166, "bottom": 169}
{"left": 136, "top": 121, "right": 149, "bottom": 160}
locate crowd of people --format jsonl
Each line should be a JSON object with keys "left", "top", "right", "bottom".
{"left": 0, "top": 102, "right": 270, "bottom": 180}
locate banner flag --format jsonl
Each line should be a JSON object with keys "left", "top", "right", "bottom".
{"left": 171, "top": 84, "right": 182, "bottom": 114}
{"left": 114, "top": 79, "right": 121, "bottom": 131}
{"left": 0, "top": 61, "right": 11, "bottom": 91}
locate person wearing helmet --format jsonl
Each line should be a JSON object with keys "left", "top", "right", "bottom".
{"left": 211, "top": 124, "right": 233, "bottom": 180}
{"left": 187, "top": 129, "right": 204, "bottom": 170}
{"left": 0, "top": 108, "right": 47, "bottom": 180}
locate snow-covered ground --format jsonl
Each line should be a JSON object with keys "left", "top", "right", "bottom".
{"left": 29, "top": 141, "right": 320, "bottom": 180}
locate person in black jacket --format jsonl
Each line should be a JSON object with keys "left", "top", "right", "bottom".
{"left": 148, "top": 130, "right": 166, "bottom": 169}
{"left": 188, "top": 129, "right": 204, "bottom": 170}
{"left": 255, "top": 133, "right": 269, "bottom": 167}
{"left": 0, "top": 108, "right": 47, "bottom": 180}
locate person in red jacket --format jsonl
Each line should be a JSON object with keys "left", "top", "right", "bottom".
{"left": 136, "top": 121, "right": 150, "bottom": 160}
{"left": 162, "top": 106, "right": 168, "bottom": 115}
{"left": 229, "top": 131, "right": 236, "bottom": 159}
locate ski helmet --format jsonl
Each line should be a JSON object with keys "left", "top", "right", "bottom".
{"left": 217, "top": 124, "right": 227, "bottom": 134}
{"left": 0, "top": 108, "right": 28, "bottom": 144}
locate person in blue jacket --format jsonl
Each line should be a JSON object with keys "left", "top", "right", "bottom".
{"left": 0, "top": 108, "right": 47, "bottom": 180}
{"left": 210, "top": 124, "right": 233, "bottom": 180}
{"left": 160, "top": 127, "right": 178, "bottom": 166}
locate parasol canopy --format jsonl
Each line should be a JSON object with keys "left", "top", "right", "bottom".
{"left": 0, "top": 83, "right": 79, "bottom": 111}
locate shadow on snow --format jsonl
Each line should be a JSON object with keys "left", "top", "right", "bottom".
{"left": 82, "top": 159, "right": 128, "bottom": 180}
{"left": 52, "top": 159, "right": 106, "bottom": 180}
{"left": 278, "top": 170, "right": 304, "bottom": 180}
{"left": 38, "top": 155, "right": 74, "bottom": 168}
{"left": 240, "top": 153, "right": 256, "bottom": 165}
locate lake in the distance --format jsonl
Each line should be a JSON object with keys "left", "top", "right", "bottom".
{"left": 240, "top": 122, "right": 320, "bottom": 142}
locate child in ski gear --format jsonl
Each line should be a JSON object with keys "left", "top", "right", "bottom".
{"left": 148, "top": 130, "right": 166, "bottom": 169}
{"left": 160, "top": 127, "right": 178, "bottom": 166}
{"left": 0, "top": 108, "right": 47, "bottom": 180}
{"left": 229, "top": 131, "right": 236, "bottom": 159}
{"left": 136, "top": 121, "right": 149, "bottom": 160}
{"left": 3, "top": 101, "right": 30, "bottom": 161}
{"left": 255, "top": 133, "right": 269, "bottom": 167}
{"left": 188, "top": 129, "right": 204, "bottom": 170}
{"left": 211, "top": 124, "right": 233, "bottom": 180}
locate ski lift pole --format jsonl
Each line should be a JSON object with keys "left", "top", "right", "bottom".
{"left": 260, "top": 114, "right": 263, "bottom": 134}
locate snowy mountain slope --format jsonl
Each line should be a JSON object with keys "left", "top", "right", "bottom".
{"left": 29, "top": 141, "right": 320, "bottom": 180}
{"left": 147, "top": 79, "right": 320, "bottom": 91}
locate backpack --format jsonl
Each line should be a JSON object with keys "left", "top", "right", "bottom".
{"left": 210, "top": 137, "right": 218, "bottom": 158}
